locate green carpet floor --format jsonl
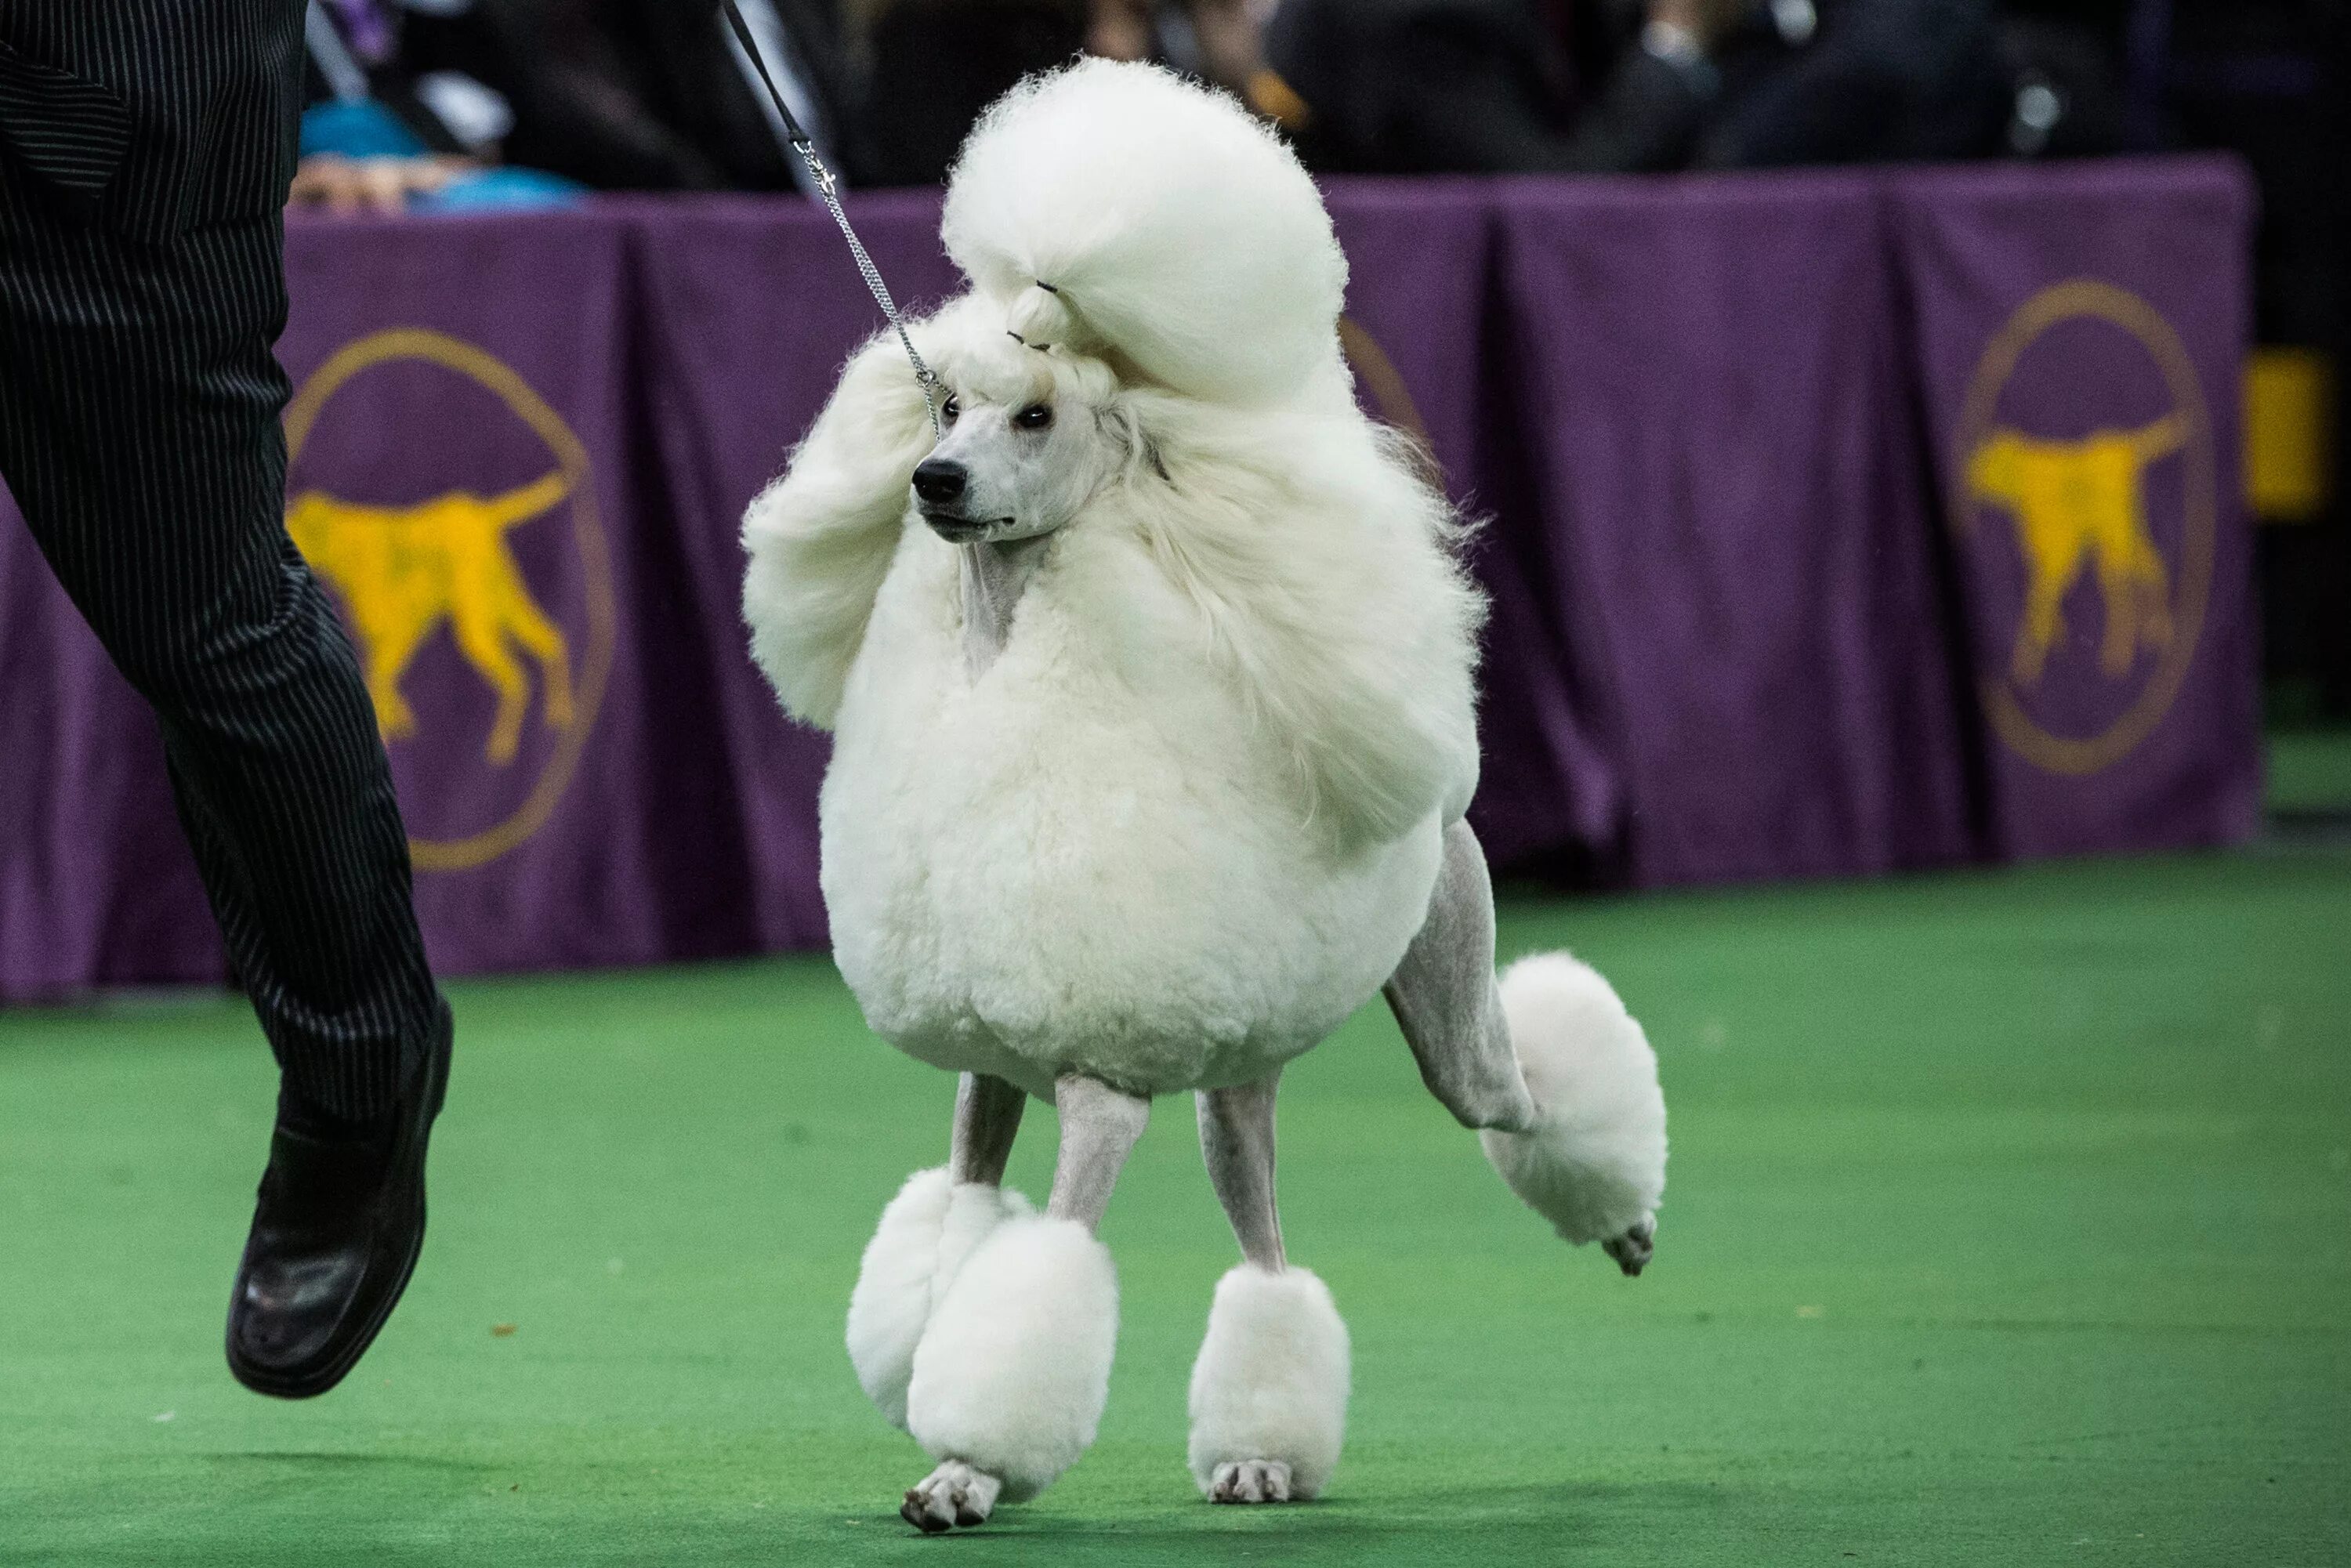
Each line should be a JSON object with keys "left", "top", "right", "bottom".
{"left": 3, "top": 849, "right": 2346, "bottom": 1566}
{"left": 2268, "top": 727, "right": 2351, "bottom": 815}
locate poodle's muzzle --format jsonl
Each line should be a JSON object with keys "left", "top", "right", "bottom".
{"left": 913, "top": 458, "right": 1006, "bottom": 540}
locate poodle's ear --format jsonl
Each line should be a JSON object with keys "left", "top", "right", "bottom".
{"left": 1121, "top": 397, "right": 1486, "bottom": 847}
{"left": 741, "top": 328, "right": 939, "bottom": 730}
{"left": 1097, "top": 394, "right": 1171, "bottom": 490}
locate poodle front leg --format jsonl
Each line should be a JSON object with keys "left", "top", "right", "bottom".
{"left": 1384, "top": 819, "right": 1539, "bottom": 1132}
{"left": 899, "top": 1075, "right": 1144, "bottom": 1530}
{"left": 1044, "top": 1074, "right": 1150, "bottom": 1231}
{"left": 1188, "top": 1076, "right": 1349, "bottom": 1505}
{"left": 950, "top": 1072, "right": 1026, "bottom": 1185}
{"left": 846, "top": 1076, "right": 1031, "bottom": 1432}
{"left": 1199, "top": 1077, "right": 1284, "bottom": 1270}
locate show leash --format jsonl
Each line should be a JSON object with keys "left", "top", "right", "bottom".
{"left": 718, "top": 0, "right": 946, "bottom": 436}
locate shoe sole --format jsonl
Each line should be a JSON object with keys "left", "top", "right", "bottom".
{"left": 227, "top": 1026, "right": 450, "bottom": 1400}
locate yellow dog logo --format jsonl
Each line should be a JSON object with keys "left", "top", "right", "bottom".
{"left": 1965, "top": 414, "right": 2183, "bottom": 686}
{"left": 1950, "top": 281, "right": 2217, "bottom": 777}
{"left": 285, "top": 472, "right": 577, "bottom": 765}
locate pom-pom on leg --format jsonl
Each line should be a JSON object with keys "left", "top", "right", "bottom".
{"left": 1187, "top": 1263, "right": 1349, "bottom": 1501}
{"left": 904, "top": 1214, "right": 1119, "bottom": 1508}
{"left": 1479, "top": 954, "right": 1668, "bottom": 1269}
{"left": 846, "top": 1168, "right": 1032, "bottom": 1430}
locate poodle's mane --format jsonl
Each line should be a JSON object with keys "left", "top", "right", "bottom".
{"left": 1097, "top": 386, "right": 1485, "bottom": 845}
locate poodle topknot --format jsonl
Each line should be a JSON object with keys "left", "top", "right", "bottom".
{"left": 941, "top": 57, "right": 1349, "bottom": 410}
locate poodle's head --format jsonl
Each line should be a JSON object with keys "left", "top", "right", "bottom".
{"left": 902, "top": 57, "right": 1353, "bottom": 543}
{"left": 907, "top": 317, "right": 1131, "bottom": 545}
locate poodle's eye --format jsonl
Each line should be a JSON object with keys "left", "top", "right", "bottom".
{"left": 941, "top": 396, "right": 961, "bottom": 425}
{"left": 1014, "top": 403, "right": 1054, "bottom": 432}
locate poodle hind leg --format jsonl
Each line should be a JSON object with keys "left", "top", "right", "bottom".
{"left": 900, "top": 1075, "right": 1146, "bottom": 1531}
{"left": 951, "top": 1071, "right": 1025, "bottom": 1184}
{"left": 1391, "top": 820, "right": 1665, "bottom": 1273}
{"left": 1384, "top": 820, "right": 1538, "bottom": 1133}
{"left": 1187, "top": 1076, "right": 1349, "bottom": 1504}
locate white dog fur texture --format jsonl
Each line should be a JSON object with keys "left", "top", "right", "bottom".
{"left": 742, "top": 58, "right": 1667, "bottom": 1528}
{"left": 904, "top": 1215, "right": 1118, "bottom": 1501}
{"left": 1480, "top": 954, "right": 1669, "bottom": 1245}
{"left": 1187, "top": 1264, "right": 1349, "bottom": 1501}
{"left": 846, "top": 1168, "right": 1032, "bottom": 1430}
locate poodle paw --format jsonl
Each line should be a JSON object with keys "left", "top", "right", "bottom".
{"left": 1207, "top": 1460, "right": 1293, "bottom": 1504}
{"left": 1603, "top": 1218, "right": 1656, "bottom": 1276}
{"left": 900, "top": 1461, "right": 1002, "bottom": 1532}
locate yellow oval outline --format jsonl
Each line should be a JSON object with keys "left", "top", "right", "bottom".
{"left": 1951, "top": 279, "right": 2217, "bottom": 778}
{"left": 284, "top": 328, "right": 619, "bottom": 872}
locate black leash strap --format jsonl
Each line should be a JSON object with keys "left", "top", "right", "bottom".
{"left": 718, "top": 0, "right": 944, "bottom": 432}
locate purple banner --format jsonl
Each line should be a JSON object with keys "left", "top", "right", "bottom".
{"left": 272, "top": 212, "right": 688, "bottom": 977}
{"left": 1893, "top": 159, "right": 2260, "bottom": 856}
{"left": 0, "top": 161, "right": 2257, "bottom": 998}
{"left": 1491, "top": 172, "right": 1977, "bottom": 885}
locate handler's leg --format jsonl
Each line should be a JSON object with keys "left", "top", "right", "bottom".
{"left": 0, "top": 124, "right": 447, "bottom": 1393}
{"left": 900, "top": 1076, "right": 1144, "bottom": 1530}
{"left": 1188, "top": 1077, "right": 1350, "bottom": 1504}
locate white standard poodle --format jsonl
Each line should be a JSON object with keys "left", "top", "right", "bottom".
{"left": 739, "top": 58, "right": 1668, "bottom": 1533}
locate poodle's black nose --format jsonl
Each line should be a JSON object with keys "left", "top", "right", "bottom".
{"left": 912, "top": 459, "right": 967, "bottom": 506}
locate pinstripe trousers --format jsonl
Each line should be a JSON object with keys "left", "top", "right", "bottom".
{"left": 0, "top": 2, "right": 444, "bottom": 1119}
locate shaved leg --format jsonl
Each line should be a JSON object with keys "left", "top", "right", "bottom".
{"left": 949, "top": 1073, "right": 1026, "bottom": 1186}
{"left": 1407, "top": 824, "right": 1659, "bottom": 1275}
{"left": 1384, "top": 820, "right": 1538, "bottom": 1132}
{"left": 1192, "top": 1074, "right": 1347, "bottom": 1506}
{"left": 1046, "top": 1074, "right": 1150, "bottom": 1232}
{"left": 1197, "top": 1077, "right": 1284, "bottom": 1270}
{"left": 900, "top": 1075, "right": 1136, "bottom": 1534}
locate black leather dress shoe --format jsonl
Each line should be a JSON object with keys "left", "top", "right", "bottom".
{"left": 226, "top": 1013, "right": 451, "bottom": 1399}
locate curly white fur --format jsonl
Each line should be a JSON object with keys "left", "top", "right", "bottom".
{"left": 1480, "top": 954, "right": 1668, "bottom": 1244}
{"left": 904, "top": 1215, "right": 1118, "bottom": 1501}
{"left": 741, "top": 323, "right": 941, "bottom": 730}
{"left": 943, "top": 59, "right": 1348, "bottom": 409}
{"left": 1187, "top": 1265, "right": 1350, "bottom": 1499}
{"left": 846, "top": 1168, "right": 1032, "bottom": 1430}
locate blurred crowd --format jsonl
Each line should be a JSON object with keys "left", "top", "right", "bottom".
{"left": 299, "top": 0, "right": 2344, "bottom": 714}
{"left": 290, "top": 0, "right": 2334, "bottom": 205}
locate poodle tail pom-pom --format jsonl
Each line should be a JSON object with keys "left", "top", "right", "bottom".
{"left": 1479, "top": 953, "right": 1667, "bottom": 1246}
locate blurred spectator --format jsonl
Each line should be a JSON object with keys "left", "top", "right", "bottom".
{"left": 294, "top": 0, "right": 861, "bottom": 208}
{"left": 566, "top": 0, "right": 860, "bottom": 192}
{"left": 852, "top": 1, "right": 1087, "bottom": 186}
{"left": 1262, "top": 0, "right": 2021, "bottom": 173}
{"left": 1984, "top": 0, "right": 2130, "bottom": 157}
{"left": 295, "top": 0, "right": 589, "bottom": 212}
{"left": 1088, "top": 1, "right": 1309, "bottom": 120}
